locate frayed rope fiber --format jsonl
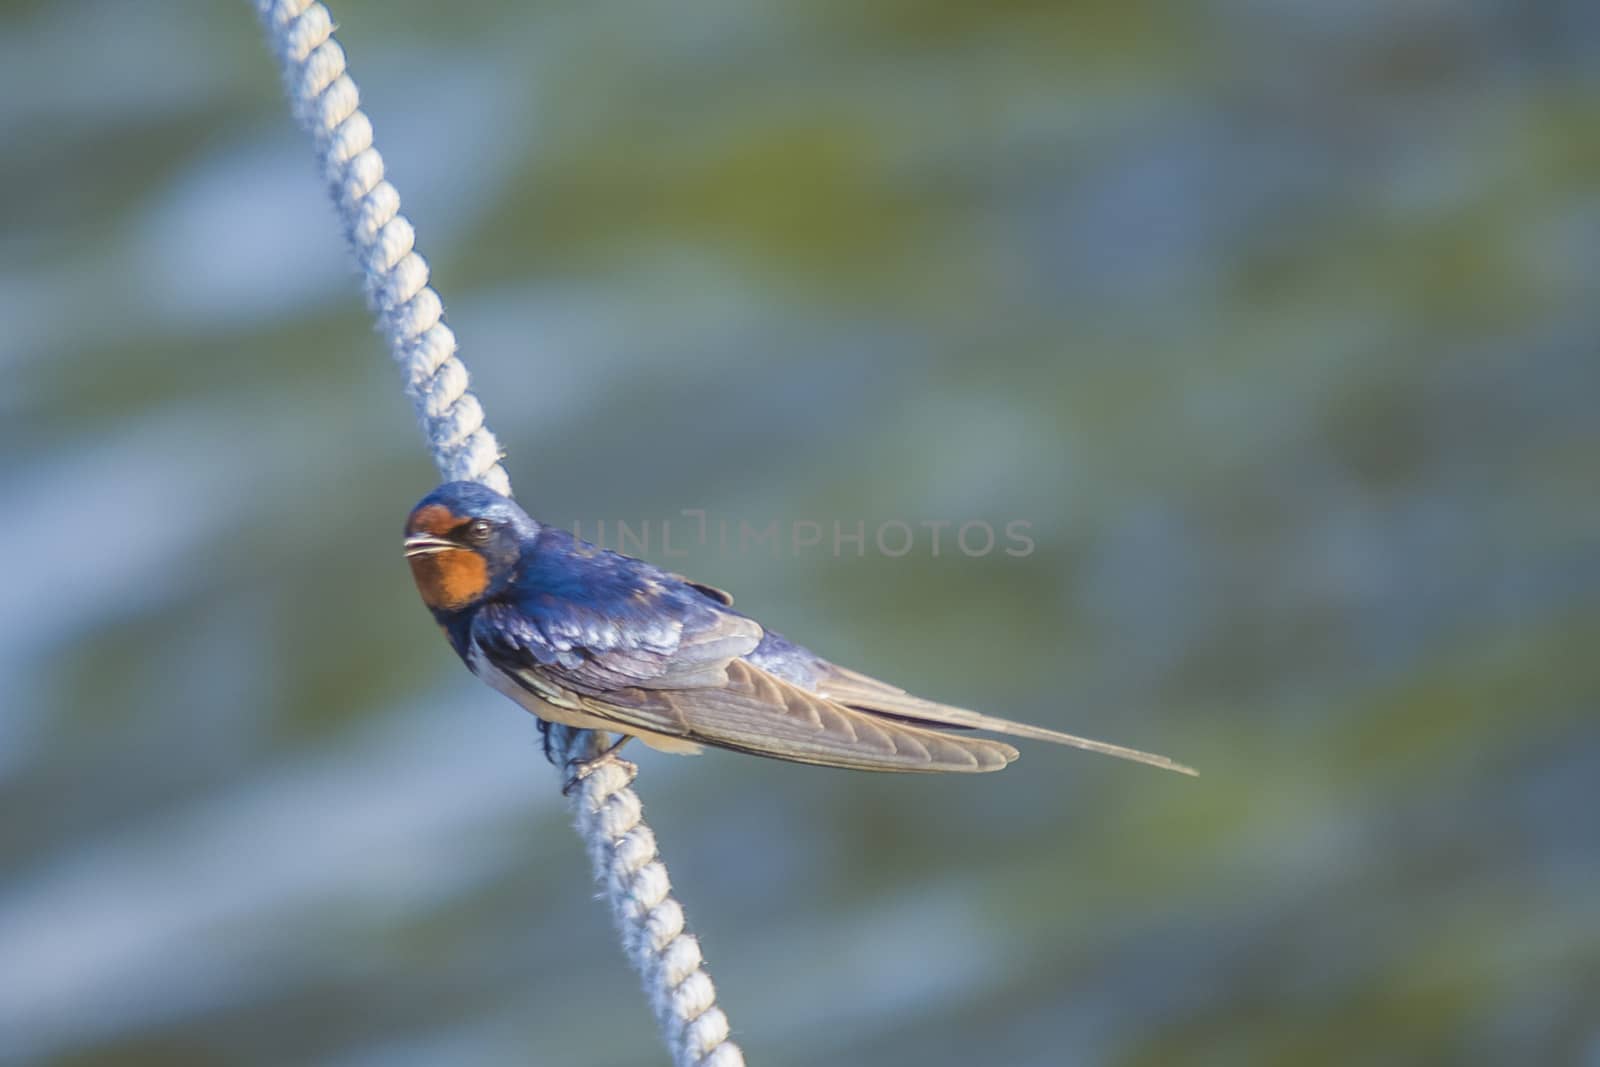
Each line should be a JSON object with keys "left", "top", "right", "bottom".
{"left": 250, "top": 4, "right": 745, "bottom": 1063}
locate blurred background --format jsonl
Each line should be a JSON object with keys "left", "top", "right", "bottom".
{"left": 3, "top": 1, "right": 1598, "bottom": 1064}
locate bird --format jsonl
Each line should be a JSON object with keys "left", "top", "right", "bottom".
{"left": 403, "top": 480, "right": 1195, "bottom": 778}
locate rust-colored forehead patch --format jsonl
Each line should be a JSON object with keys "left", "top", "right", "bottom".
{"left": 407, "top": 503, "right": 469, "bottom": 537}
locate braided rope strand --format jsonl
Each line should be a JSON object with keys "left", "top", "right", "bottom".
{"left": 252, "top": 4, "right": 745, "bottom": 1063}
{"left": 255, "top": 0, "right": 510, "bottom": 494}
{"left": 550, "top": 727, "right": 746, "bottom": 1067}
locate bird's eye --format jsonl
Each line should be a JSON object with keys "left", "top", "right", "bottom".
{"left": 466, "top": 519, "right": 493, "bottom": 544}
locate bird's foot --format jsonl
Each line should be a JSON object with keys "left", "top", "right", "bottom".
{"left": 561, "top": 733, "right": 636, "bottom": 796}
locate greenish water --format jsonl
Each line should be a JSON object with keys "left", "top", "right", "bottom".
{"left": 2, "top": 2, "right": 1597, "bottom": 1064}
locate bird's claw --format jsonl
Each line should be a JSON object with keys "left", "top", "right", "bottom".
{"left": 561, "top": 734, "right": 636, "bottom": 796}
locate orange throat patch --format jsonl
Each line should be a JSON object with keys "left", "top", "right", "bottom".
{"left": 409, "top": 547, "right": 490, "bottom": 611}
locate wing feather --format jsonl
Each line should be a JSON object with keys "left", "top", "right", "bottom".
{"left": 571, "top": 661, "right": 1019, "bottom": 773}
{"left": 473, "top": 594, "right": 764, "bottom": 693}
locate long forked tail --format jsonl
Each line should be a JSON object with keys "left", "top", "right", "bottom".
{"left": 817, "top": 666, "right": 1198, "bottom": 776}
{"left": 945, "top": 712, "right": 1196, "bottom": 775}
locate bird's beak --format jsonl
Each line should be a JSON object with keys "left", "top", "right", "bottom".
{"left": 403, "top": 533, "right": 458, "bottom": 558}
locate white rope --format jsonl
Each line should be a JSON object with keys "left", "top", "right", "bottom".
{"left": 251, "top": 5, "right": 745, "bottom": 1063}
{"left": 549, "top": 727, "right": 746, "bottom": 1067}
{"left": 253, "top": 0, "right": 509, "bottom": 493}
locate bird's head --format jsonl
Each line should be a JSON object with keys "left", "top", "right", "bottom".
{"left": 403, "top": 481, "right": 538, "bottom": 613}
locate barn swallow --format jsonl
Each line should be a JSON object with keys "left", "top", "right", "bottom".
{"left": 404, "top": 481, "right": 1194, "bottom": 777}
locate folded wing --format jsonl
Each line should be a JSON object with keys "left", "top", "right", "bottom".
{"left": 470, "top": 537, "right": 1018, "bottom": 771}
